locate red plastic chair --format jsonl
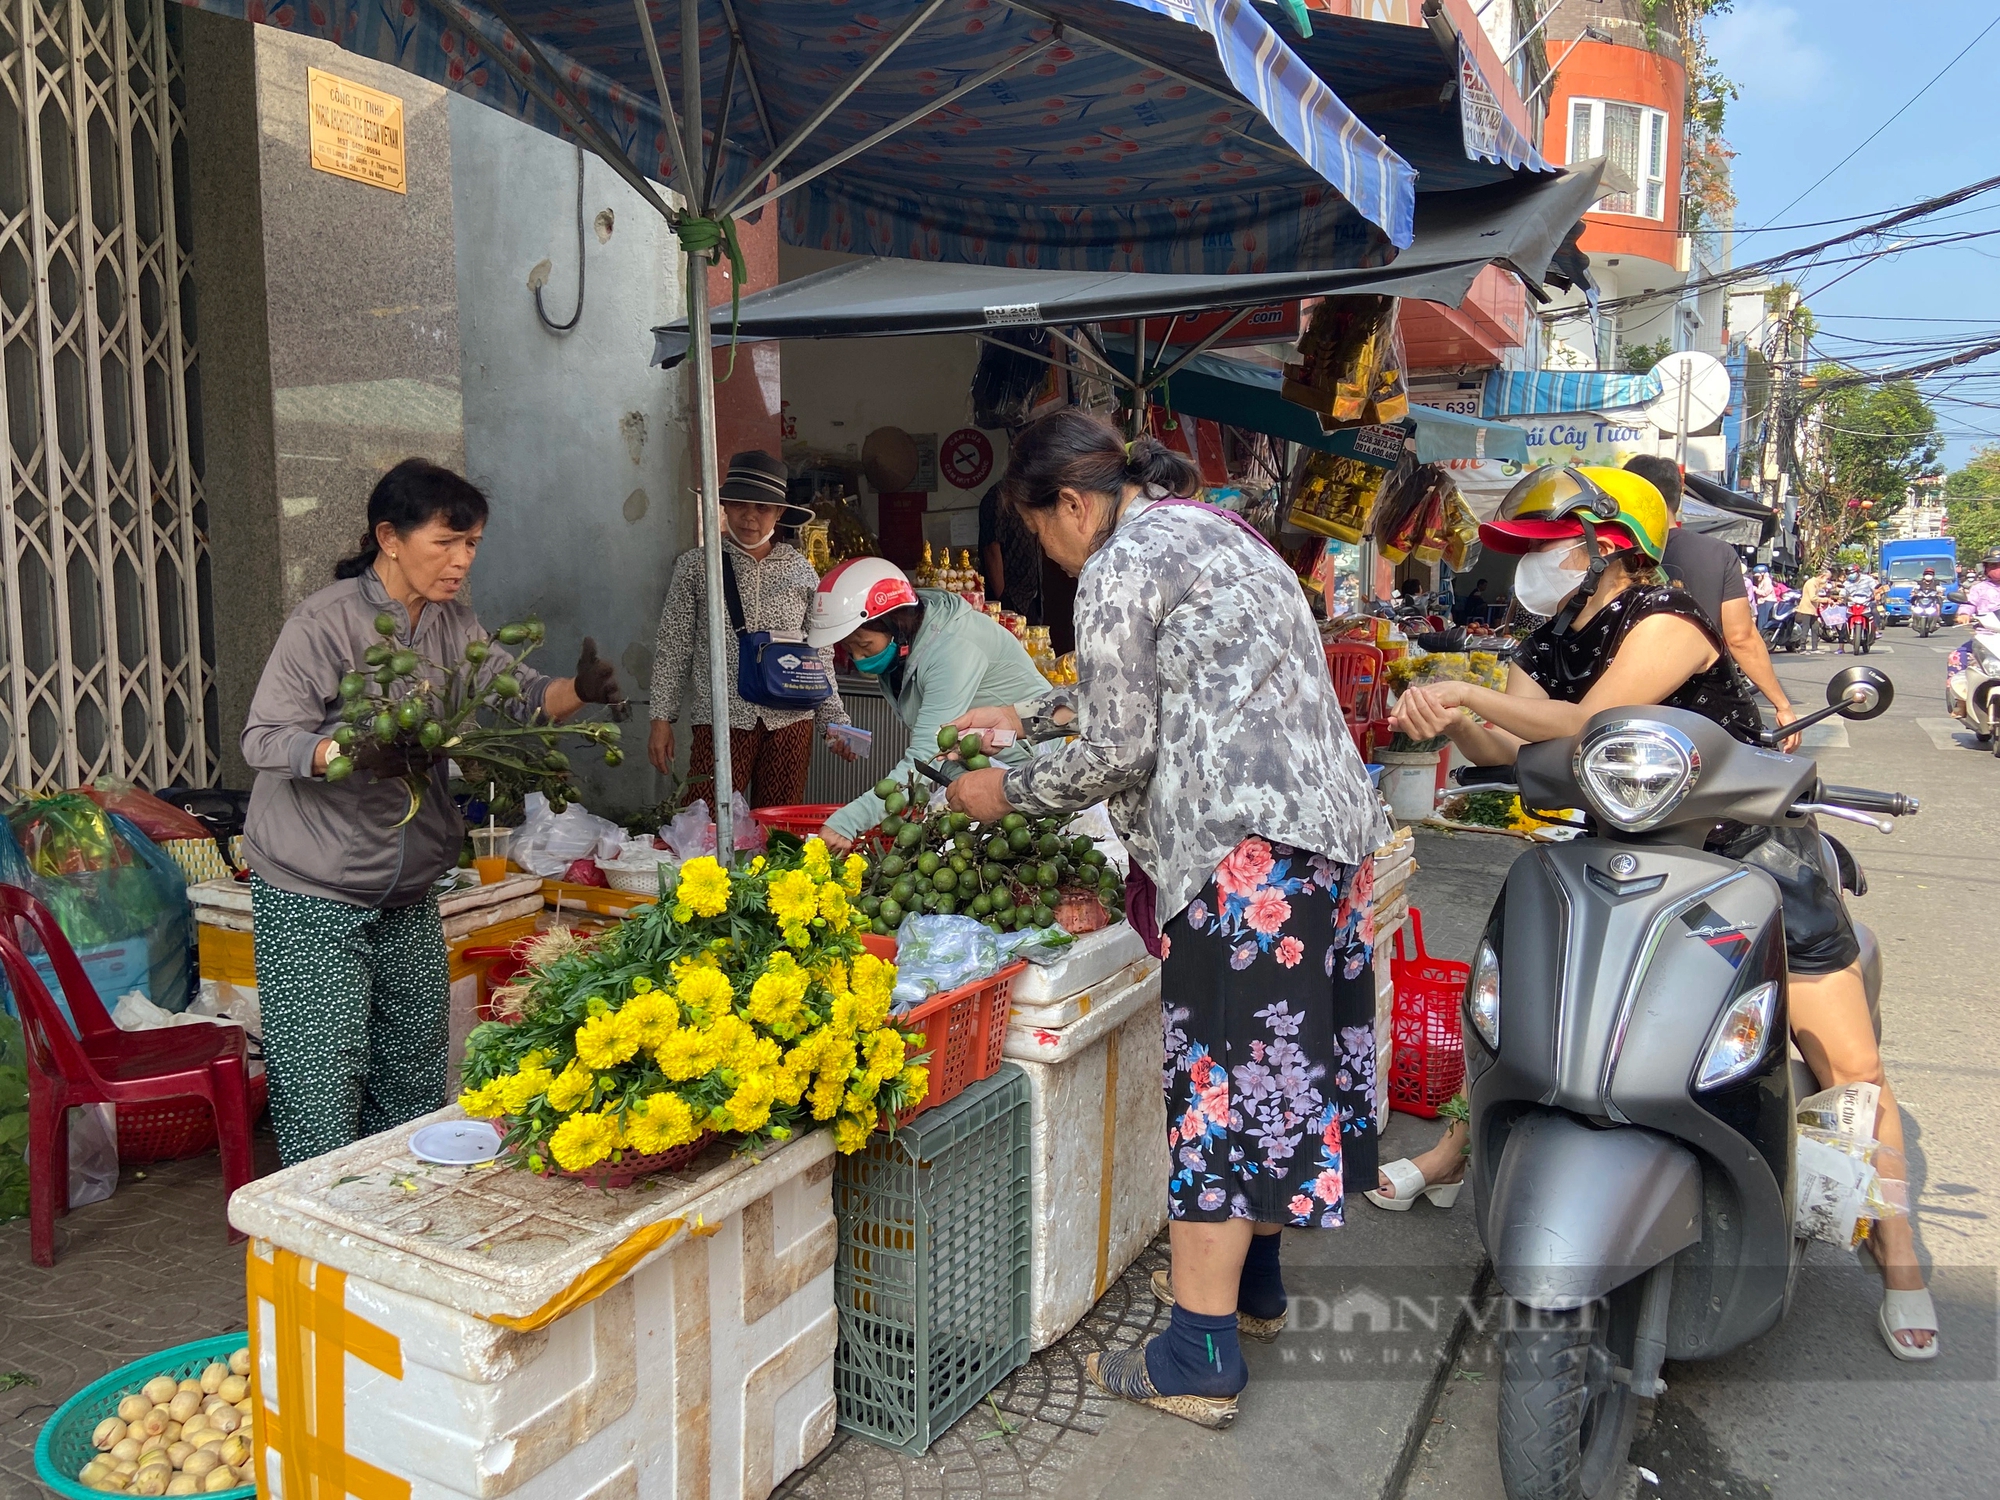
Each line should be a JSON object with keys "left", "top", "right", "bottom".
{"left": 1323, "top": 642, "right": 1385, "bottom": 722}
{"left": 0, "top": 886, "right": 254, "bottom": 1267}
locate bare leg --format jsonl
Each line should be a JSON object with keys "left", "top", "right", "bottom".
{"left": 1789, "top": 962, "right": 1933, "bottom": 1351}
{"left": 1167, "top": 1220, "right": 1255, "bottom": 1314}
{"left": 1377, "top": 1119, "right": 1469, "bottom": 1197}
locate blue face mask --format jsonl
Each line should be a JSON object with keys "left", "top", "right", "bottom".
{"left": 853, "top": 640, "right": 900, "bottom": 676}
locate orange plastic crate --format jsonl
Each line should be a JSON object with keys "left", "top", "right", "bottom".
{"left": 891, "top": 960, "right": 1024, "bottom": 1125}
{"left": 1387, "top": 907, "right": 1467, "bottom": 1119}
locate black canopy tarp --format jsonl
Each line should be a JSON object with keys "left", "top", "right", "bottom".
{"left": 653, "top": 164, "right": 1605, "bottom": 365}
{"left": 1684, "top": 473, "right": 1778, "bottom": 543}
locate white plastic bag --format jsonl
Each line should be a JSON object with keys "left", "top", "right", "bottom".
{"left": 68, "top": 1102, "right": 117, "bottom": 1209}
{"left": 1794, "top": 1083, "right": 1904, "bottom": 1247}
{"left": 660, "top": 794, "right": 767, "bottom": 861}
{"left": 509, "top": 792, "right": 624, "bottom": 878}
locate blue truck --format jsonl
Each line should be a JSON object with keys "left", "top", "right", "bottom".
{"left": 1880, "top": 536, "right": 1957, "bottom": 622}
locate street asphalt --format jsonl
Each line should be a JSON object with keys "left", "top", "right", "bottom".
{"left": 1404, "top": 625, "right": 2000, "bottom": 1500}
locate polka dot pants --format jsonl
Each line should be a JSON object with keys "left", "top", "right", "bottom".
{"left": 250, "top": 877, "right": 450, "bottom": 1167}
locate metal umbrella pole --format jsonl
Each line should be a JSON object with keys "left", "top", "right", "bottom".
{"left": 678, "top": 0, "right": 736, "bottom": 861}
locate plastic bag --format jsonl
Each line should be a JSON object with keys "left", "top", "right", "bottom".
{"left": 1282, "top": 295, "right": 1406, "bottom": 425}
{"left": 67, "top": 1101, "right": 117, "bottom": 1209}
{"left": 0, "top": 794, "right": 191, "bottom": 1017}
{"left": 0, "top": 1013, "right": 26, "bottom": 1223}
{"left": 77, "top": 778, "right": 212, "bottom": 844}
{"left": 1286, "top": 450, "right": 1388, "bottom": 544}
{"left": 1794, "top": 1083, "right": 1906, "bottom": 1247}
{"left": 888, "top": 916, "right": 1072, "bottom": 1011}
{"left": 508, "top": 792, "right": 625, "bottom": 878}
{"left": 660, "top": 794, "right": 768, "bottom": 862}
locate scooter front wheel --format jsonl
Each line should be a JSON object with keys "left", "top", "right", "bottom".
{"left": 1497, "top": 1299, "right": 1639, "bottom": 1500}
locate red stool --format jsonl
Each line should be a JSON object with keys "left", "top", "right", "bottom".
{"left": 0, "top": 886, "right": 256, "bottom": 1266}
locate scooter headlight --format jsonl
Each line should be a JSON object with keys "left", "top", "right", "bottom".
{"left": 1573, "top": 722, "right": 1699, "bottom": 832}
{"left": 1975, "top": 640, "right": 2000, "bottom": 676}
{"left": 1695, "top": 980, "right": 1779, "bottom": 1091}
{"left": 1466, "top": 939, "right": 1500, "bottom": 1052}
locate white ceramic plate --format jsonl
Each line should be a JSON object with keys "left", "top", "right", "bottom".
{"left": 409, "top": 1120, "right": 504, "bottom": 1166}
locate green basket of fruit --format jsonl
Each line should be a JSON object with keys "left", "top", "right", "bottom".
{"left": 34, "top": 1333, "right": 256, "bottom": 1497}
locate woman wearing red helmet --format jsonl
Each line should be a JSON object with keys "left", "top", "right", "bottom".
{"left": 807, "top": 555, "right": 1048, "bottom": 849}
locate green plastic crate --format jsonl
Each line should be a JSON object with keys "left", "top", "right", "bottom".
{"left": 834, "top": 1063, "right": 1031, "bottom": 1453}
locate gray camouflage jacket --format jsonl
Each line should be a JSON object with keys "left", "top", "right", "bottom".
{"left": 1002, "top": 497, "right": 1388, "bottom": 923}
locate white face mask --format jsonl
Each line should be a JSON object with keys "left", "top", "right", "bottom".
{"left": 1513, "top": 540, "right": 1588, "bottom": 617}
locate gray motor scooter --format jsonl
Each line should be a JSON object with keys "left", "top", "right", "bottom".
{"left": 1459, "top": 667, "right": 1915, "bottom": 1500}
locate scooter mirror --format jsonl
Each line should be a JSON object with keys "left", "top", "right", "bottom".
{"left": 1826, "top": 665, "right": 1893, "bottom": 721}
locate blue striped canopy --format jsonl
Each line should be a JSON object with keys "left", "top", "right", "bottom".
{"left": 182, "top": 0, "right": 1424, "bottom": 270}
{"left": 1482, "top": 368, "right": 1664, "bottom": 417}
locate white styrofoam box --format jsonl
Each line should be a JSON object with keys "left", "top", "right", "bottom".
{"left": 1008, "top": 956, "right": 1155, "bottom": 1031}
{"left": 233, "top": 1116, "right": 838, "bottom": 1500}
{"left": 1003, "top": 956, "right": 1159, "bottom": 1064}
{"left": 1008, "top": 962, "right": 1167, "bottom": 1348}
{"left": 1009, "top": 921, "right": 1145, "bottom": 1005}
{"left": 189, "top": 874, "right": 545, "bottom": 934}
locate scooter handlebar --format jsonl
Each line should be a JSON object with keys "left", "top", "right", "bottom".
{"left": 1454, "top": 765, "right": 1520, "bottom": 789}
{"left": 1818, "top": 784, "right": 1920, "bottom": 818}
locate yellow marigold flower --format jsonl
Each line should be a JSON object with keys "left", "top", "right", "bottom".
{"left": 897, "top": 1063, "right": 930, "bottom": 1108}
{"left": 545, "top": 1061, "right": 596, "bottom": 1112}
{"left": 549, "top": 1109, "right": 620, "bottom": 1171}
{"left": 802, "top": 837, "right": 833, "bottom": 883}
{"left": 720, "top": 1072, "right": 777, "bottom": 1134}
{"left": 750, "top": 855, "right": 767, "bottom": 874}
{"left": 865, "top": 1029, "right": 906, "bottom": 1080}
{"left": 747, "top": 957, "right": 812, "bottom": 1036}
{"left": 675, "top": 855, "right": 733, "bottom": 919}
{"left": 809, "top": 1071, "right": 846, "bottom": 1121}
{"left": 574, "top": 1009, "right": 641, "bottom": 1070}
{"left": 675, "top": 964, "right": 736, "bottom": 1017}
{"left": 774, "top": 1050, "right": 813, "bottom": 1106}
{"left": 817, "top": 880, "right": 852, "bottom": 932}
{"left": 815, "top": 955, "right": 849, "bottom": 997}
{"left": 622, "top": 990, "right": 680, "bottom": 1049}
{"left": 842, "top": 852, "right": 868, "bottom": 896}
{"left": 833, "top": 1114, "right": 873, "bottom": 1154}
{"left": 624, "top": 1091, "right": 701, "bottom": 1154}
{"left": 768, "top": 868, "right": 821, "bottom": 930}
{"left": 498, "top": 1064, "right": 556, "bottom": 1114}
{"left": 845, "top": 1077, "right": 882, "bottom": 1111}
{"left": 655, "top": 1027, "right": 720, "bottom": 1082}
{"left": 458, "top": 1078, "right": 506, "bottom": 1118}
{"left": 851, "top": 952, "right": 896, "bottom": 1005}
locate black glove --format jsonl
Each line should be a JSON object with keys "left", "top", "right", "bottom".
{"left": 351, "top": 739, "right": 440, "bottom": 781}
{"left": 575, "top": 636, "right": 629, "bottom": 719}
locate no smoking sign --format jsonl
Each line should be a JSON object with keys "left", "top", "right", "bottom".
{"left": 940, "top": 427, "right": 994, "bottom": 491}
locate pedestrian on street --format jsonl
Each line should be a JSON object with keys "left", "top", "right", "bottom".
{"left": 1628, "top": 456, "right": 1798, "bottom": 746}
{"left": 240, "top": 460, "right": 626, "bottom": 1166}
{"left": 945, "top": 408, "right": 1389, "bottom": 1427}
{"left": 1388, "top": 464, "right": 1938, "bottom": 1358}
{"left": 1797, "top": 569, "right": 1826, "bottom": 652}
{"left": 647, "top": 451, "right": 857, "bottom": 806}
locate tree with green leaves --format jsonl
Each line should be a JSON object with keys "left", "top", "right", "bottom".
{"left": 1945, "top": 445, "right": 2000, "bottom": 560}
{"left": 1797, "top": 371, "right": 1941, "bottom": 566}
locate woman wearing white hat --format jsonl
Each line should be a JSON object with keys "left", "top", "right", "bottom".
{"left": 807, "top": 555, "right": 1048, "bottom": 849}
{"left": 648, "top": 450, "right": 856, "bottom": 807}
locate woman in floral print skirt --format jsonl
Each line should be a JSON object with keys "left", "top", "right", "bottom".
{"left": 948, "top": 409, "right": 1387, "bottom": 1428}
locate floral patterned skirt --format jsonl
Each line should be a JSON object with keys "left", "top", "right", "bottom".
{"left": 1160, "top": 837, "right": 1377, "bottom": 1227}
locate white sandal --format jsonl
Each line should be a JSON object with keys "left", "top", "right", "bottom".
{"left": 1364, "top": 1157, "right": 1463, "bottom": 1212}
{"left": 1879, "top": 1287, "right": 1940, "bottom": 1362}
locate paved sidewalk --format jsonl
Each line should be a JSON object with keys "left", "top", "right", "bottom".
{"left": 2, "top": 830, "right": 1517, "bottom": 1500}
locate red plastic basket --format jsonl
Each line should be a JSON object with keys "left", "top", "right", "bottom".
{"left": 1387, "top": 907, "right": 1467, "bottom": 1119}
{"left": 116, "top": 1071, "right": 270, "bottom": 1163}
{"left": 891, "top": 959, "right": 1023, "bottom": 1125}
{"left": 751, "top": 804, "right": 843, "bottom": 838}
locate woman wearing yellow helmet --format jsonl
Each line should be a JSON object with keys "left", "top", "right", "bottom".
{"left": 1382, "top": 465, "right": 1935, "bottom": 1357}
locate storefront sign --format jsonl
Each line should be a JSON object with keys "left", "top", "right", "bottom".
{"left": 1351, "top": 425, "right": 1407, "bottom": 464}
{"left": 1408, "top": 379, "right": 1486, "bottom": 418}
{"left": 940, "top": 428, "right": 995, "bottom": 490}
{"left": 1458, "top": 44, "right": 1506, "bottom": 165}
{"left": 308, "top": 69, "right": 406, "bottom": 194}
{"left": 912, "top": 432, "right": 939, "bottom": 492}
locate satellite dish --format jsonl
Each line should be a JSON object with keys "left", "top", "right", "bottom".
{"left": 1645, "top": 351, "right": 1731, "bottom": 434}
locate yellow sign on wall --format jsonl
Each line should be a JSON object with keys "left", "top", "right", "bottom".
{"left": 307, "top": 68, "right": 407, "bottom": 194}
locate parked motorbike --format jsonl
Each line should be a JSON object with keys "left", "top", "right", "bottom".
{"left": 1760, "top": 594, "right": 1810, "bottom": 654}
{"left": 1456, "top": 666, "right": 1913, "bottom": 1500}
{"left": 1947, "top": 608, "right": 2000, "bottom": 752}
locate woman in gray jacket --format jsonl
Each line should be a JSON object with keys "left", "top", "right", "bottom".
{"left": 241, "top": 459, "right": 622, "bottom": 1165}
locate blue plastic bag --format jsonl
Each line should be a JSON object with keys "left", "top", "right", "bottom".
{"left": 0, "top": 794, "right": 191, "bottom": 1025}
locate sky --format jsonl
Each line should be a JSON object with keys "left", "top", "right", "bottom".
{"left": 1706, "top": 0, "right": 2000, "bottom": 471}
